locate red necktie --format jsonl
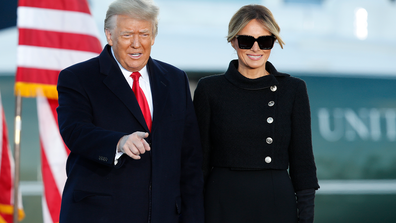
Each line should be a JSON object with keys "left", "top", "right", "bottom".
{"left": 130, "top": 72, "right": 152, "bottom": 131}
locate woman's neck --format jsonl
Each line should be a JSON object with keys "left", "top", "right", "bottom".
{"left": 238, "top": 65, "right": 269, "bottom": 79}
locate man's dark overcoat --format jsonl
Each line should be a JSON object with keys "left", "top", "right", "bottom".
{"left": 57, "top": 45, "right": 204, "bottom": 223}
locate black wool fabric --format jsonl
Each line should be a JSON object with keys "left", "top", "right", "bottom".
{"left": 193, "top": 60, "right": 319, "bottom": 192}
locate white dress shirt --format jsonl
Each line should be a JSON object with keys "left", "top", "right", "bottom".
{"left": 111, "top": 48, "right": 153, "bottom": 164}
{"left": 111, "top": 48, "right": 153, "bottom": 116}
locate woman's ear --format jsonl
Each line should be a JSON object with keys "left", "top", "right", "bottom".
{"left": 231, "top": 38, "right": 237, "bottom": 50}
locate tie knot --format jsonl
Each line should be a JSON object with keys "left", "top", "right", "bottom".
{"left": 130, "top": 72, "right": 141, "bottom": 81}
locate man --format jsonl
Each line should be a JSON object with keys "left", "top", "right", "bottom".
{"left": 56, "top": 0, "right": 204, "bottom": 222}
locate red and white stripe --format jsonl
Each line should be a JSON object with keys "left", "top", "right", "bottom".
{"left": 16, "top": 0, "right": 102, "bottom": 222}
{"left": 16, "top": 0, "right": 102, "bottom": 93}
{"left": 37, "top": 97, "right": 69, "bottom": 223}
{"left": 0, "top": 93, "right": 24, "bottom": 223}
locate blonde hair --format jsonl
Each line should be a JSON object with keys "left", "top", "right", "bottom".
{"left": 227, "top": 4, "right": 284, "bottom": 49}
{"left": 104, "top": 0, "right": 159, "bottom": 37}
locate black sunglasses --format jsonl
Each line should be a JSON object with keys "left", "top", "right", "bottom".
{"left": 236, "top": 35, "right": 276, "bottom": 50}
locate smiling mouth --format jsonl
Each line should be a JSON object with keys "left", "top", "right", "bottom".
{"left": 247, "top": 54, "right": 263, "bottom": 60}
{"left": 129, "top": 53, "right": 142, "bottom": 59}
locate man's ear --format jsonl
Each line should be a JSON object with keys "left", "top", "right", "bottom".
{"left": 105, "top": 29, "right": 113, "bottom": 46}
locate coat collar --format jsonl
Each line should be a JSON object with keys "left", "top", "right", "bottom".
{"left": 225, "top": 60, "right": 289, "bottom": 90}
{"left": 98, "top": 45, "right": 169, "bottom": 133}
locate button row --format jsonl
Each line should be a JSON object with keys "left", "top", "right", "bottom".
{"left": 265, "top": 85, "right": 276, "bottom": 164}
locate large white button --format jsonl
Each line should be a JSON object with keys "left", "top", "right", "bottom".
{"left": 270, "top": 85, "right": 277, "bottom": 92}
{"left": 265, "top": 156, "right": 272, "bottom": 163}
{"left": 268, "top": 101, "right": 275, "bottom": 107}
{"left": 267, "top": 117, "right": 274, "bottom": 124}
{"left": 266, "top": 137, "right": 273, "bottom": 144}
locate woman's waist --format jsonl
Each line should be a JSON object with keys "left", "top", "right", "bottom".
{"left": 210, "top": 153, "right": 289, "bottom": 169}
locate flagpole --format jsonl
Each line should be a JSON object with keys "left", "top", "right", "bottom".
{"left": 13, "top": 93, "right": 22, "bottom": 223}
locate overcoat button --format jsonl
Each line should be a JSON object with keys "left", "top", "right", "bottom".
{"left": 267, "top": 117, "right": 274, "bottom": 124}
{"left": 98, "top": 156, "right": 108, "bottom": 162}
{"left": 268, "top": 101, "right": 275, "bottom": 107}
{"left": 265, "top": 156, "right": 272, "bottom": 163}
{"left": 266, "top": 137, "right": 273, "bottom": 144}
{"left": 270, "top": 85, "right": 277, "bottom": 92}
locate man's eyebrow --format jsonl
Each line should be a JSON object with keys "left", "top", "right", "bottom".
{"left": 120, "top": 29, "right": 150, "bottom": 34}
{"left": 120, "top": 31, "right": 133, "bottom": 35}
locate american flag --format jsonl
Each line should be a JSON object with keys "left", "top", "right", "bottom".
{"left": 15, "top": 0, "right": 102, "bottom": 222}
{"left": 0, "top": 92, "right": 25, "bottom": 223}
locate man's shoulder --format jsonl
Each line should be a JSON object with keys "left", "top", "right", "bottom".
{"left": 149, "top": 58, "right": 185, "bottom": 75}
{"left": 62, "top": 46, "right": 109, "bottom": 74}
{"left": 64, "top": 56, "right": 100, "bottom": 72}
{"left": 57, "top": 56, "right": 103, "bottom": 86}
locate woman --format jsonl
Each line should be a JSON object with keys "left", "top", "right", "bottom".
{"left": 193, "top": 4, "right": 319, "bottom": 223}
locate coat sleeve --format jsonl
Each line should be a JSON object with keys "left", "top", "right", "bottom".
{"left": 179, "top": 73, "right": 205, "bottom": 223}
{"left": 296, "top": 189, "right": 316, "bottom": 223}
{"left": 57, "top": 68, "right": 125, "bottom": 166}
{"left": 288, "top": 80, "right": 319, "bottom": 191}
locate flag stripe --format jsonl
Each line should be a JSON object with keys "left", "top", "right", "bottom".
{"left": 18, "top": 0, "right": 91, "bottom": 16}
{"left": 19, "top": 29, "right": 102, "bottom": 53}
{"left": 41, "top": 146, "right": 62, "bottom": 223}
{"left": 38, "top": 96, "right": 68, "bottom": 194}
{"left": 47, "top": 99, "right": 70, "bottom": 156}
{"left": 17, "top": 45, "right": 99, "bottom": 71}
{"left": 41, "top": 196, "right": 52, "bottom": 223}
{"left": 18, "top": 7, "right": 100, "bottom": 37}
{"left": 38, "top": 96, "right": 68, "bottom": 223}
{"left": 16, "top": 68, "right": 59, "bottom": 85}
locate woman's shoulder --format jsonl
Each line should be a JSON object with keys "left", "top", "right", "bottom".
{"left": 266, "top": 62, "right": 304, "bottom": 88}
{"left": 194, "top": 74, "right": 227, "bottom": 98}
{"left": 196, "top": 73, "right": 227, "bottom": 87}
{"left": 276, "top": 73, "right": 307, "bottom": 88}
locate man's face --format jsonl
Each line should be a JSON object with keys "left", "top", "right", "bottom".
{"left": 105, "top": 15, "right": 155, "bottom": 72}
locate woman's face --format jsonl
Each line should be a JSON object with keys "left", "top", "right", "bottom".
{"left": 232, "top": 19, "right": 272, "bottom": 76}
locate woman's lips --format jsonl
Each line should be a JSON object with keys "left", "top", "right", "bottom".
{"left": 247, "top": 54, "right": 263, "bottom": 60}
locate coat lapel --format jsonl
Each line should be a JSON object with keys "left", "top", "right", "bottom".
{"left": 99, "top": 45, "right": 149, "bottom": 132}
{"left": 147, "top": 58, "right": 169, "bottom": 133}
